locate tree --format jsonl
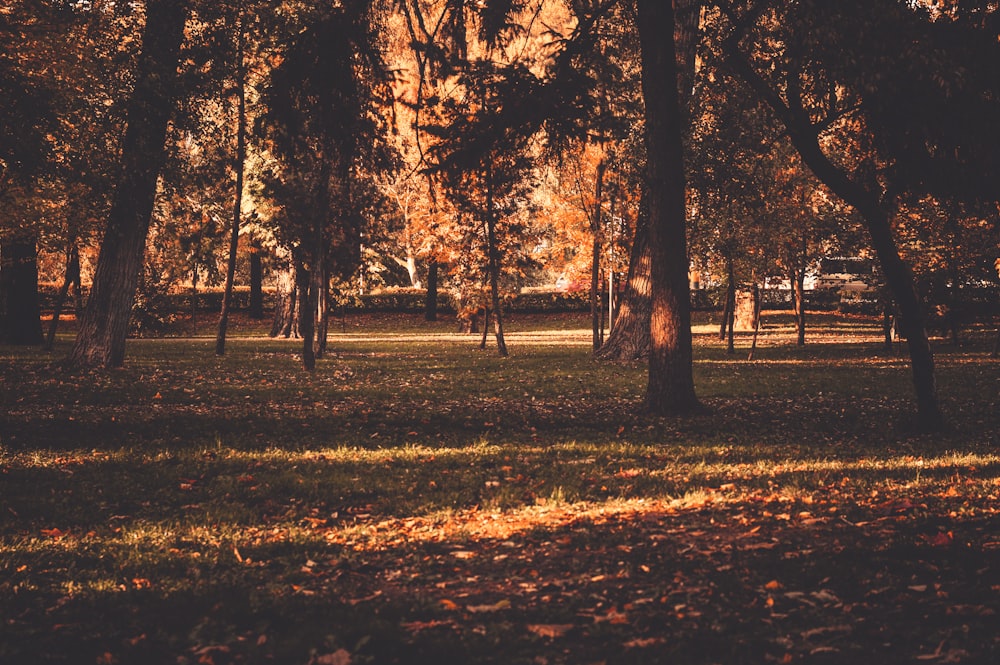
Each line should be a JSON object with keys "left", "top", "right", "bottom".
{"left": 68, "top": 0, "right": 191, "bottom": 367}
{"left": 597, "top": 0, "right": 701, "bottom": 363}
{"left": 260, "top": 6, "right": 391, "bottom": 369}
{"left": 637, "top": 0, "right": 699, "bottom": 413}
{"left": 715, "top": 0, "right": 1000, "bottom": 427}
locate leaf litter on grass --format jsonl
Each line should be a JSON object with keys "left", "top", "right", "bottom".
{"left": 2, "top": 319, "right": 999, "bottom": 663}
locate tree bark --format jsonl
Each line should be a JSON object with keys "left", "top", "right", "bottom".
{"left": 596, "top": 0, "right": 700, "bottom": 363}
{"left": 747, "top": 282, "right": 762, "bottom": 361}
{"left": 590, "top": 158, "right": 606, "bottom": 351}
{"left": 249, "top": 239, "right": 264, "bottom": 319}
{"left": 484, "top": 165, "right": 508, "bottom": 357}
{"left": 596, "top": 209, "right": 652, "bottom": 361}
{"left": 424, "top": 258, "right": 439, "bottom": 321}
{"left": 638, "top": 0, "right": 699, "bottom": 414}
{"left": 270, "top": 263, "right": 296, "bottom": 338}
{"left": 0, "top": 235, "right": 44, "bottom": 345}
{"left": 791, "top": 263, "right": 806, "bottom": 346}
{"left": 68, "top": 0, "right": 189, "bottom": 367}
{"left": 216, "top": 5, "right": 247, "bottom": 356}
{"left": 294, "top": 253, "right": 315, "bottom": 370}
{"left": 725, "top": 44, "right": 942, "bottom": 428}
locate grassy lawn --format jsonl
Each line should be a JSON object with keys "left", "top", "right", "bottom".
{"left": 2, "top": 311, "right": 998, "bottom": 664}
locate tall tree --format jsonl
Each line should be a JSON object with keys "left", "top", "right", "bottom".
{"left": 637, "top": 0, "right": 699, "bottom": 413}
{"left": 215, "top": 2, "right": 248, "bottom": 356}
{"left": 715, "top": 0, "right": 1000, "bottom": 427}
{"left": 69, "top": 0, "right": 190, "bottom": 367}
{"left": 597, "top": 0, "right": 701, "bottom": 363}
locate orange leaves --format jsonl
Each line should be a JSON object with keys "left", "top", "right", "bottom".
{"left": 527, "top": 623, "right": 574, "bottom": 638}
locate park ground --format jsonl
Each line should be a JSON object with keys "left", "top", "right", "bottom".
{"left": 1, "top": 311, "right": 999, "bottom": 664}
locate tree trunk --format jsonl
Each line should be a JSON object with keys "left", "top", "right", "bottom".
{"left": 791, "top": 264, "right": 806, "bottom": 346}
{"left": 747, "top": 283, "right": 763, "bottom": 361}
{"left": 1, "top": 235, "right": 44, "bottom": 345}
{"left": 596, "top": 210, "right": 651, "bottom": 361}
{"left": 68, "top": 0, "right": 189, "bottom": 368}
{"left": 591, "top": 158, "right": 606, "bottom": 351}
{"left": 45, "top": 244, "right": 81, "bottom": 350}
{"left": 190, "top": 268, "right": 198, "bottom": 336}
{"left": 215, "top": 6, "right": 247, "bottom": 357}
{"left": 480, "top": 307, "right": 490, "bottom": 350}
{"left": 295, "top": 254, "right": 315, "bottom": 371}
{"left": 638, "top": 0, "right": 699, "bottom": 414}
{"left": 596, "top": 0, "right": 700, "bottom": 364}
{"left": 249, "top": 239, "right": 264, "bottom": 319}
{"left": 270, "top": 263, "right": 296, "bottom": 338}
{"left": 484, "top": 165, "right": 508, "bottom": 357}
{"left": 726, "top": 45, "right": 943, "bottom": 429}
{"left": 313, "top": 258, "right": 328, "bottom": 359}
{"left": 424, "top": 258, "right": 439, "bottom": 321}
{"left": 723, "top": 255, "right": 736, "bottom": 354}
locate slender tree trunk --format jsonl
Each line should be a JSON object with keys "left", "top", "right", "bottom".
{"left": 992, "top": 326, "right": 999, "bottom": 358}
{"left": 791, "top": 263, "right": 806, "bottom": 346}
{"left": 295, "top": 254, "right": 315, "bottom": 370}
{"left": 216, "top": 6, "right": 247, "bottom": 356}
{"left": 638, "top": 0, "right": 698, "bottom": 414}
{"left": 69, "top": 0, "right": 189, "bottom": 367}
{"left": 883, "top": 299, "right": 895, "bottom": 353}
{"left": 723, "top": 255, "right": 736, "bottom": 353}
{"left": 484, "top": 165, "right": 508, "bottom": 357}
{"left": 249, "top": 239, "right": 264, "bottom": 319}
{"left": 45, "top": 244, "right": 81, "bottom": 350}
{"left": 480, "top": 306, "right": 490, "bottom": 350}
{"left": 747, "top": 282, "right": 763, "bottom": 361}
{"left": 1, "top": 235, "right": 44, "bottom": 345}
{"left": 425, "top": 258, "right": 439, "bottom": 321}
{"left": 313, "top": 258, "right": 327, "bottom": 359}
{"left": 591, "top": 158, "right": 606, "bottom": 351}
{"left": 190, "top": 268, "right": 198, "bottom": 336}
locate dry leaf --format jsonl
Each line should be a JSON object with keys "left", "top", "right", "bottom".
{"left": 527, "top": 624, "right": 574, "bottom": 638}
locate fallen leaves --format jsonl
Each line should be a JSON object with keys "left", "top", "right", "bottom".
{"left": 526, "top": 624, "right": 574, "bottom": 639}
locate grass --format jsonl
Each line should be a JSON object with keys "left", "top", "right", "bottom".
{"left": 2, "top": 310, "right": 999, "bottom": 664}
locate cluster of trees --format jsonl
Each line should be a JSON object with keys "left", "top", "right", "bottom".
{"left": 2, "top": 0, "right": 999, "bottom": 429}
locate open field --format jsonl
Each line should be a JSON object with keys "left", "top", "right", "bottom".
{"left": 2, "top": 312, "right": 999, "bottom": 664}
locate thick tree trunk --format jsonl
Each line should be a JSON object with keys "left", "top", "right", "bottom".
{"left": 638, "top": 0, "right": 699, "bottom": 414}
{"left": 596, "top": 211, "right": 651, "bottom": 361}
{"left": 216, "top": 9, "right": 247, "bottom": 357}
{"left": 45, "top": 244, "right": 81, "bottom": 350}
{"left": 597, "top": 0, "right": 700, "bottom": 363}
{"left": 424, "top": 258, "right": 439, "bottom": 321}
{"left": 69, "top": 0, "right": 189, "bottom": 368}
{"left": 0, "top": 236, "right": 44, "bottom": 345}
{"left": 249, "top": 239, "right": 264, "bottom": 319}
